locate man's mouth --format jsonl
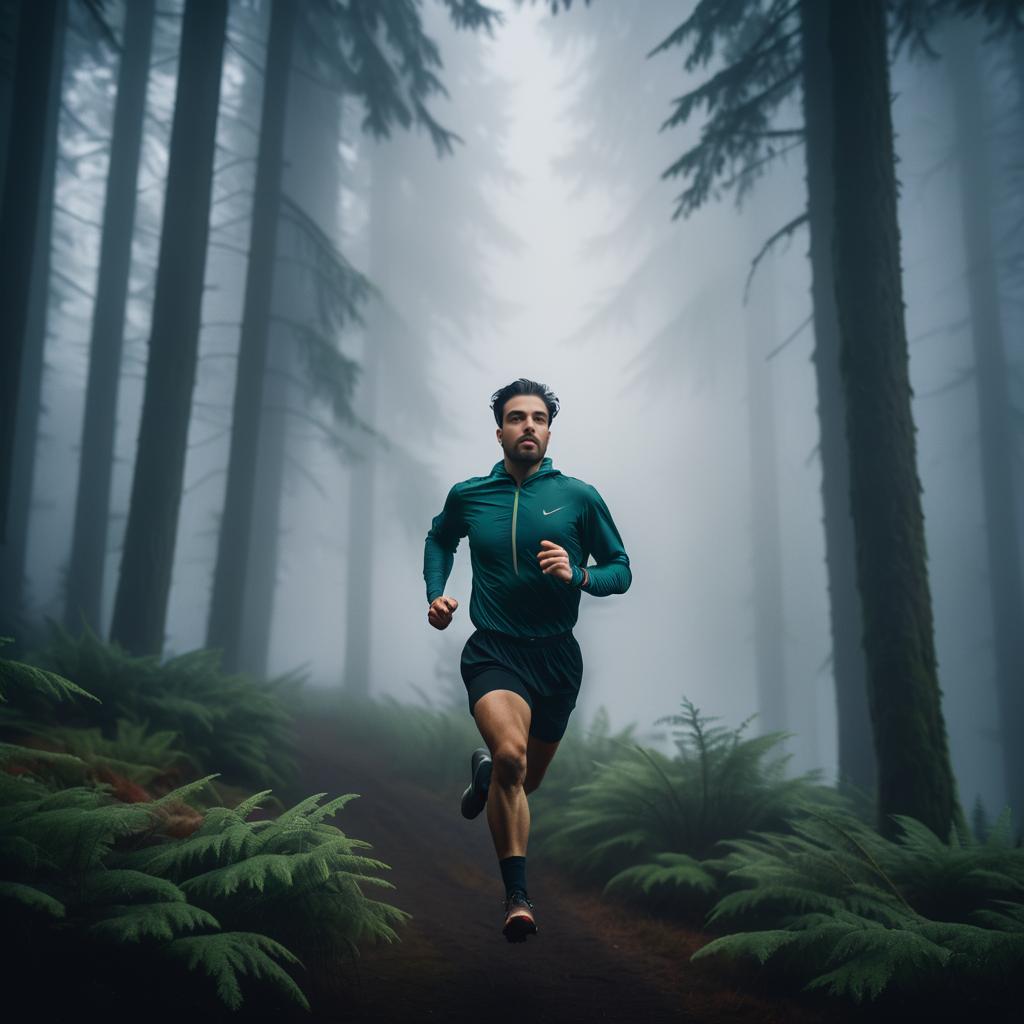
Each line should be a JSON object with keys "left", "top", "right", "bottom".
{"left": 520, "top": 439, "right": 535, "bottom": 446}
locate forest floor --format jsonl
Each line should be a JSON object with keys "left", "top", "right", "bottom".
{"left": 275, "top": 714, "right": 876, "bottom": 1024}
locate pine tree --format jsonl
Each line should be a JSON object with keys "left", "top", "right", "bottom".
{"left": 205, "top": 0, "right": 297, "bottom": 673}
{"left": 0, "top": 0, "right": 63, "bottom": 541}
{"left": 827, "top": 0, "right": 960, "bottom": 838}
{"left": 650, "top": 0, "right": 875, "bottom": 797}
{"left": 110, "top": 0, "right": 229, "bottom": 656}
{"left": 65, "top": 0, "right": 156, "bottom": 635}
{"left": 0, "top": 0, "right": 66, "bottom": 637}
{"left": 943, "top": 22, "right": 1024, "bottom": 836}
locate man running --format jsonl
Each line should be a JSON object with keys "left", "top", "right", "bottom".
{"left": 423, "top": 378, "right": 632, "bottom": 942}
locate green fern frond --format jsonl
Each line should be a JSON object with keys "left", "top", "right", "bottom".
{"left": 0, "top": 770, "right": 50, "bottom": 804}
{"left": 803, "top": 926, "right": 951, "bottom": 1002}
{"left": 707, "top": 883, "right": 844, "bottom": 925}
{"left": 0, "top": 655, "right": 101, "bottom": 705}
{"left": 0, "top": 741, "right": 89, "bottom": 771}
{"left": 274, "top": 792, "right": 332, "bottom": 826}
{"left": 180, "top": 841, "right": 389, "bottom": 902}
{"left": 306, "top": 792, "right": 361, "bottom": 824}
{"left": 78, "top": 868, "right": 186, "bottom": 906}
{"left": 136, "top": 693, "right": 219, "bottom": 733}
{"left": 0, "top": 880, "right": 66, "bottom": 918}
{"left": 604, "top": 851, "right": 716, "bottom": 898}
{"left": 13, "top": 798, "right": 157, "bottom": 873}
{"left": 350, "top": 894, "right": 411, "bottom": 944}
{"left": 166, "top": 931, "right": 309, "bottom": 1011}
{"left": 232, "top": 789, "right": 275, "bottom": 819}
{"left": 150, "top": 774, "right": 221, "bottom": 811}
{"left": 90, "top": 900, "right": 220, "bottom": 943}
{"left": 115, "top": 821, "right": 258, "bottom": 879}
{"left": 969, "top": 900, "right": 1024, "bottom": 932}
{"left": 691, "top": 927, "right": 799, "bottom": 965}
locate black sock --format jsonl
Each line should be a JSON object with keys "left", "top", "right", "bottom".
{"left": 499, "top": 855, "right": 527, "bottom": 898}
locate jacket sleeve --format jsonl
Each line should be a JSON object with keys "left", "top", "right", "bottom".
{"left": 423, "top": 485, "right": 466, "bottom": 604}
{"left": 574, "top": 485, "right": 631, "bottom": 597}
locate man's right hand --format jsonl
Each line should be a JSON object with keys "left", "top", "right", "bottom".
{"left": 428, "top": 596, "right": 459, "bottom": 630}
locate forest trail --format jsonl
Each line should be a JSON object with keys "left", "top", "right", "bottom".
{"left": 280, "top": 715, "right": 863, "bottom": 1024}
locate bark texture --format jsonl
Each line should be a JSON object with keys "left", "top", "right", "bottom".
{"left": 0, "top": 0, "right": 65, "bottom": 632}
{"left": 828, "top": 0, "right": 960, "bottom": 838}
{"left": 206, "top": 0, "right": 296, "bottom": 671}
{"left": 799, "top": 0, "right": 874, "bottom": 796}
{"left": 0, "top": 0, "right": 62, "bottom": 540}
{"left": 110, "top": 0, "right": 228, "bottom": 655}
{"left": 65, "top": 0, "right": 155, "bottom": 634}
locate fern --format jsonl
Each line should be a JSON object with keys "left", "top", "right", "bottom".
{"left": 529, "top": 696, "right": 844, "bottom": 915}
{"left": 166, "top": 931, "right": 310, "bottom": 1012}
{"left": 90, "top": 900, "right": 220, "bottom": 943}
{"left": 693, "top": 808, "right": 1024, "bottom": 1005}
{"left": 0, "top": 879, "right": 66, "bottom": 918}
{"left": 23, "top": 625, "right": 299, "bottom": 790}
{"left": 0, "top": 638, "right": 101, "bottom": 705}
{"left": 604, "top": 851, "right": 716, "bottom": 905}
{"left": 0, "top": 658, "right": 409, "bottom": 1014}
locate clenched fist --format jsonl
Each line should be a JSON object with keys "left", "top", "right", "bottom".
{"left": 428, "top": 595, "right": 459, "bottom": 630}
{"left": 537, "top": 539, "right": 573, "bottom": 582}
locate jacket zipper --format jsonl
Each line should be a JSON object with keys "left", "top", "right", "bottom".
{"left": 512, "top": 485, "right": 520, "bottom": 574}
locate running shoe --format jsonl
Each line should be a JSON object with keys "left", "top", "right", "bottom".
{"left": 502, "top": 889, "right": 538, "bottom": 942}
{"left": 460, "top": 746, "right": 492, "bottom": 820}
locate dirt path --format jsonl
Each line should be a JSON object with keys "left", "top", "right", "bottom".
{"left": 281, "top": 715, "right": 861, "bottom": 1024}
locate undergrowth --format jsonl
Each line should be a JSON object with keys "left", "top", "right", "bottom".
{"left": 693, "top": 808, "right": 1023, "bottom": 1007}
{"left": 1, "top": 638, "right": 409, "bottom": 1017}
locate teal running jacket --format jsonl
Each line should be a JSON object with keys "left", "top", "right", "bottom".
{"left": 423, "top": 457, "right": 631, "bottom": 637}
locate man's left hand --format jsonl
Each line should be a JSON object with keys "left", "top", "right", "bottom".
{"left": 537, "top": 539, "right": 573, "bottom": 582}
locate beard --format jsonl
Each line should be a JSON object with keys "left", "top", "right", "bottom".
{"left": 505, "top": 438, "right": 545, "bottom": 464}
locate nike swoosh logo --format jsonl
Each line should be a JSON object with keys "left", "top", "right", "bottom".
{"left": 542, "top": 506, "right": 565, "bottom": 516}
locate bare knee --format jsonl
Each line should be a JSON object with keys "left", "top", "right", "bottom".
{"left": 492, "top": 743, "right": 527, "bottom": 789}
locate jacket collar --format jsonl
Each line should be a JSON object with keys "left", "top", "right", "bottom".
{"left": 490, "top": 456, "right": 560, "bottom": 483}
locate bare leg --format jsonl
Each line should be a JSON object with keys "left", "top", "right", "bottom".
{"left": 524, "top": 734, "right": 560, "bottom": 795}
{"left": 472, "top": 690, "right": 531, "bottom": 858}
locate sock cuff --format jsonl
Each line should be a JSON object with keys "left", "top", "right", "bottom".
{"left": 499, "top": 855, "right": 528, "bottom": 897}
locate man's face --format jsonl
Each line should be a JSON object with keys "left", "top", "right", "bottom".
{"left": 497, "top": 395, "right": 551, "bottom": 466}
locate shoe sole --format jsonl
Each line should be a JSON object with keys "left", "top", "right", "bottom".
{"left": 503, "top": 911, "right": 538, "bottom": 943}
{"left": 460, "top": 753, "right": 491, "bottom": 820}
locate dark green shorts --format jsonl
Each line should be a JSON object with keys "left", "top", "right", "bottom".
{"left": 459, "top": 628, "right": 583, "bottom": 743}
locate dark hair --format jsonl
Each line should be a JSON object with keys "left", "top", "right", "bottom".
{"left": 490, "top": 378, "right": 560, "bottom": 427}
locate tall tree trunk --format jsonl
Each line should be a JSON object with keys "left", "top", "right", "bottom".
{"left": 65, "top": 0, "right": 155, "bottom": 635}
{"left": 206, "top": 0, "right": 296, "bottom": 671}
{"left": 0, "top": 0, "right": 21, "bottom": 198}
{"left": 0, "top": 0, "right": 65, "bottom": 636}
{"left": 799, "top": 0, "right": 874, "bottom": 797}
{"left": 109, "top": 0, "right": 227, "bottom": 656}
{"left": 237, "top": 43, "right": 345, "bottom": 677}
{"left": 236, "top": 332, "right": 290, "bottom": 678}
{"left": 744, "top": 234, "right": 787, "bottom": 738}
{"left": 828, "top": 0, "right": 961, "bottom": 839}
{"left": 342, "top": 155, "right": 390, "bottom": 696}
{"left": 946, "top": 24, "right": 1024, "bottom": 831}
{"left": 0, "top": 0, "right": 62, "bottom": 541}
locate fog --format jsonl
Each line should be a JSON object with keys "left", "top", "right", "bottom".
{"left": 4, "top": 0, "right": 1020, "bottom": 822}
